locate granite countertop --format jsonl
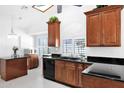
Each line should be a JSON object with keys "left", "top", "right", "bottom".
{"left": 0, "top": 56, "right": 28, "bottom": 60}
{"left": 43, "top": 56, "right": 92, "bottom": 64}
{"left": 82, "top": 71, "right": 124, "bottom": 83}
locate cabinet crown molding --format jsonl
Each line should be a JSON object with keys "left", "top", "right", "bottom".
{"left": 84, "top": 5, "right": 124, "bottom": 15}
{"left": 47, "top": 21, "right": 61, "bottom": 24}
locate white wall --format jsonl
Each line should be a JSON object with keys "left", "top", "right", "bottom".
{"left": 39, "top": 6, "right": 96, "bottom": 55}
{"left": 0, "top": 16, "right": 33, "bottom": 57}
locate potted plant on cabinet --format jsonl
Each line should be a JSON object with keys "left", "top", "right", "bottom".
{"left": 48, "top": 16, "right": 59, "bottom": 23}
{"left": 96, "top": 5, "right": 108, "bottom": 8}
{"left": 47, "top": 16, "right": 61, "bottom": 47}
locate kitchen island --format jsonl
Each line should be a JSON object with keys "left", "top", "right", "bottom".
{"left": 0, "top": 56, "right": 28, "bottom": 81}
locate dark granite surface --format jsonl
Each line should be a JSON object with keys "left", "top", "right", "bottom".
{"left": 43, "top": 56, "right": 92, "bottom": 64}
{"left": 87, "top": 56, "right": 124, "bottom": 65}
{"left": 0, "top": 56, "right": 28, "bottom": 60}
{"left": 44, "top": 55, "right": 124, "bottom": 65}
{"left": 82, "top": 71, "right": 124, "bottom": 83}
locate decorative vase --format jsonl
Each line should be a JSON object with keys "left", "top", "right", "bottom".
{"left": 13, "top": 50, "right": 17, "bottom": 58}
{"left": 12, "top": 46, "right": 18, "bottom": 58}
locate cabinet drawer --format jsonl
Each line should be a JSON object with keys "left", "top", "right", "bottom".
{"left": 55, "top": 60, "right": 65, "bottom": 65}
{"left": 65, "top": 62, "right": 76, "bottom": 67}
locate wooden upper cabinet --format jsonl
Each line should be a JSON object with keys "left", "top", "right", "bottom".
{"left": 47, "top": 21, "right": 60, "bottom": 47}
{"left": 87, "top": 13, "right": 101, "bottom": 46}
{"left": 85, "top": 5, "right": 123, "bottom": 47}
{"left": 102, "top": 9, "right": 120, "bottom": 46}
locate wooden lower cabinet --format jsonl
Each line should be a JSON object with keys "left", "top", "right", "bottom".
{"left": 0, "top": 58, "right": 28, "bottom": 81}
{"left": 65, "top": 62, "right": 77, "bottom": 86}
{"left": 55, "top": 60, "right": 91, "bottom": 87}
{"left": 77, "top": 64, "right": 84, "bottom": 87}
{"left": 26, "top": 54, "right": 39, "bottom": 69}
{"left": 55, "top": 60, "right": 77, "bottom": 86}
{"left": 82, "top": 74, "right": 124, "bottom": 88}
{"left": 55, "top": 60, "right": 65, "bottom": 82}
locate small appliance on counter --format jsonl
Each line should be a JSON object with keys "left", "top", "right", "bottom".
{"left": 43, "top": 54, "right": 51, "bottom": 57}
{"left": 51, "top": 53, "right": 61, "bottom": 58}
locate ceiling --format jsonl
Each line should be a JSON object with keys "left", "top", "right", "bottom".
{"left": 0, "top": 5, "right": 58, "bottom": 35}
{"left": 0, "top": 5, "right": 87, "bottom": 35}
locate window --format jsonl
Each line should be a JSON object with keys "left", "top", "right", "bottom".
{"left": 74, "top": 39, "right": 86, "bottom": 56}
{"left": 34, "top": 34, "right": 48, "bottom": 56}
{"left": 63, "top": 39, "right": 73, "bottom": 54}
{"left": 63, "top": 38, "right": 86, "bottom": 57}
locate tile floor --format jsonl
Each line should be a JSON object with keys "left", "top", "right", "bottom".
{"left": 0, "top": 65, "right": 69, "bottom": 88}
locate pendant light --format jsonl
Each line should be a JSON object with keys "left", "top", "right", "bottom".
{"left": 8, "top": 16, "right": 18, "bottom": 39}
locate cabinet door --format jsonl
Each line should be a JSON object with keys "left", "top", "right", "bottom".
{"left": 55, "top": 61, "right": 65, "bottom": 82}
{"left": 32, "top": 55, "right": 39, "bottom": 68}
{"left": 78, "top": 63, "right": 91, "bottom": 87}
{"left": 5, "top": 58, "right": 27, "bottom": 81}
{"left": 87, "top": 13, "right": 102, "bottom": 46}
{"left": 65, "top": 62, "right": 77, "bottom": 86}
{"left": 28, "top": 54, "right": 39, "bottom": 69}
{"left": 82, "top": 74, "right": 113, "bottom": 88}
{"left": 54, "top": 22, "right": 60, "bottom": 47}
{"left": 102, "top": 9, "right": 121, "bottom": 46}
{"left": 48, "top": 23, "right": 55, "bottom": 46}
{"left": 77, "top": 64, "right": 84, "bottom": 87}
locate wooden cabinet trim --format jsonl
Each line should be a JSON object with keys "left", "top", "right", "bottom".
{"left": 84, "top": 5, "right": 123, "bottom": 15}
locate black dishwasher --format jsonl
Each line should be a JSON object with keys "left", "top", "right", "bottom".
{"left": 43, "top": 58, "right": 55, "bottom": 80}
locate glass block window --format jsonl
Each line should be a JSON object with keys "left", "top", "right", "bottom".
{"left": 63, "top": 38, "right": 86, "bottom": 56}
{"left": 63, "top": 39, "right": 73, "bottom": 54}
{"left": 74, "top": 39, "right": 86, "bottom": 56}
